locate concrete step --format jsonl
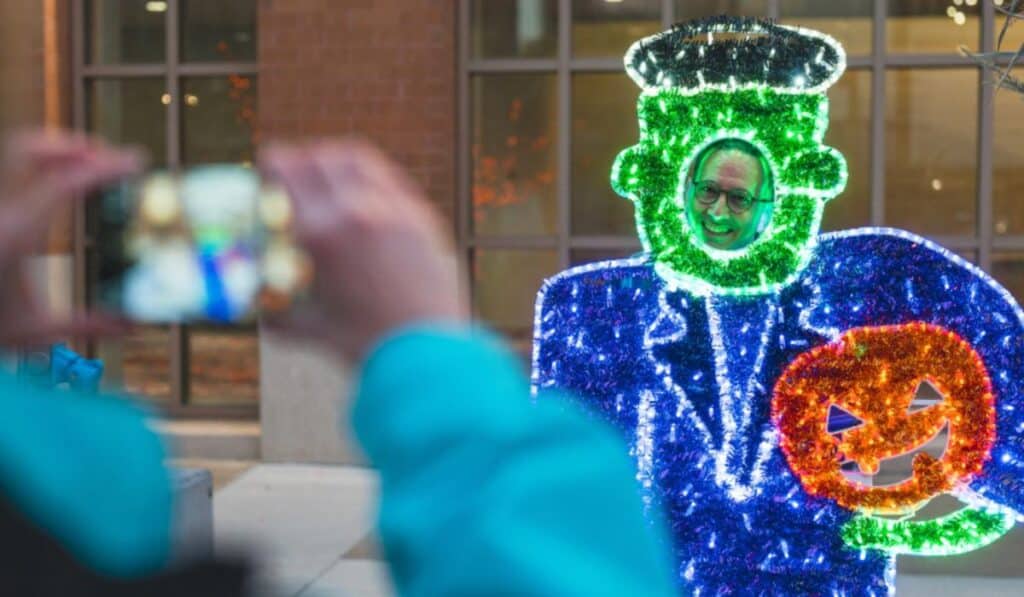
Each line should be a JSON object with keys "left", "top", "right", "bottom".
{"left": 152, "top": 420, "right": 261, "bottom": 460}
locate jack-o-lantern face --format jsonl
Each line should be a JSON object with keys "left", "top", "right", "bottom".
{"left": 772, "top": 322, "right": 996, "bottom": 514}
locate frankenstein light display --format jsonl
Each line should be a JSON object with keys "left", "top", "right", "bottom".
{"left": 532, "top": 16, "right": 1024, "bottom": 595}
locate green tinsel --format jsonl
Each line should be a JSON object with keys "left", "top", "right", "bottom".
{"left": 840, "top": 506, "right": 1015, "bottom": 556}
{"left": 612, "top": 87, "right": 847, "bottom": 295}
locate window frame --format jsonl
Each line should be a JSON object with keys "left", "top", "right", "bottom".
{"left": 457, "top": 0, "right": 1014, "bottom": 341}
{"left": 70, "top": 0, "right": 259, "bottom": 418}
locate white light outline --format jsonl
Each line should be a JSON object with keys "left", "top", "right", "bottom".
{"left": 704, "top": 294, "right": 780, "bottom": 501}
{"left": 634, "top": 389, "right": 657, "bottom": 509}
{"left": 623, "top": 22, "right": 848, "bottom": 96}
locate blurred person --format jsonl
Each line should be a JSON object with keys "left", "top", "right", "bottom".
{"left": 0, "top": 130, "right": 676, "bottom": 596}
{"left": 0, "top": 131, "right": 249, "bottom": 595}
{"left": 261, "top": 140, "right": 677, "bottom": 597}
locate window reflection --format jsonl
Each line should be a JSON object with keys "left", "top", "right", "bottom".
{"left": 572, "top": 73, "right": 642, "bottom": 236}
{"left": 187, "top": 327, "right": 259, "bottom": 404}
{"left": 472, "top": 75, "right": 558, "bottom": 236}
{"left": 97, "top": 326, "right": 172, "bottom": 400}
{"left": 993, "top": 86, "right": 1024, "bottom": 236}
{"left": 182, "top": 76, "right": 258, "bottom": 165}
{"left": 87, "top": 78, "right": 167, "bottom": 166}
{"left": 86, "top": 0, "right": 165, "bottom": 64}
{"left": 994, "top": 0, "right": 1024, "bottom": 56}
{"left": 471, "top": 0, "right": 558, "bottom": 58}
{"left": 887, "top": 0, "right": 979, "bottom": 54}
{"left": 181, "top": 0, "right": 256, "bottom": 62}
{"left": 884, "top": 69, "right": 977, "bottom": 237}
{"left": 675, "top": 0, "right": 768, "bottom": 21}
{"left": 572, "top": 0, "right": 660, "bottom": 58}
{"left": 570, "top": 248, "right": 643, "bottom": 267}
{"left": 87, "top": 75, "right": 171, "bottom": 403}
{"left": 993, "top": 255, "right": 1024, "bottom": 305}
{"left": 780, "top": 0, "right": 872, "bottom": 56}
{"left": 472, "top": 249, "right": 559, "bottom": 344}
{"left": 821, "top": 69, "right": 871, "bottom": 232}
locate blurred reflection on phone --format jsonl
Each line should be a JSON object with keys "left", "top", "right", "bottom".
{"left": 93, "top": 165, "right": 309, "bottom": 323}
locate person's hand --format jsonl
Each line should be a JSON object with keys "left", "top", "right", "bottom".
{"left": 0, "top": 130, "right": 141, "bottom": 347}
{"left": 260, "top": 139, "right": 467, "bottom": 362}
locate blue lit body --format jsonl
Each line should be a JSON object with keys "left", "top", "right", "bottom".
{"left": 532, "top": 228, "right": 1024, "bottom": 595}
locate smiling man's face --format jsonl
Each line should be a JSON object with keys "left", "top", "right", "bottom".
{"left": 685, "top": 149, "right": 771, "bottom": 251}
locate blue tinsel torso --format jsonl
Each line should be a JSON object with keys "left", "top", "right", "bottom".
{"left": 533, "top": 228, "right": 1024, "bottom": 596}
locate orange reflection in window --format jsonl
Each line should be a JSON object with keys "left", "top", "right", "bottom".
{"left": 472, "top": 94, "right": 554, "bottom": 225}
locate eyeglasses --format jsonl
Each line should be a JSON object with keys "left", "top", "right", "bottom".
{"left": 690, "top": 180, "right": 772, "bottom": 214}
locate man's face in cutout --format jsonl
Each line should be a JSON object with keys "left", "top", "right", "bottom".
{"left": 685, "top": 149, "right": 773, "bottom": 251}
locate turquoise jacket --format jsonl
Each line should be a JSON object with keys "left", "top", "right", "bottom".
{"left": 0, "top": 372, "right": 172, "bottom": 577}
{"left": 0, "top": 325, "right": 674, "bottom": 594}
{"left": 352, "top": 326, "right": 676, "bottom": 597}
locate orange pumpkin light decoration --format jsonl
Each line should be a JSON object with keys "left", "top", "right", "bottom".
{"left": 772, "top": 322, "right": 996, "bottom": 514}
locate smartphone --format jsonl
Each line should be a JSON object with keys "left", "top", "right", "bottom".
{"left": 91, "top": 164, "right": 310, "bottom": 323}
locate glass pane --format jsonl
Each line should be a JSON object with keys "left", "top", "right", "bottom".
{"left": 780, "top": 0, "right": 873, "bottom": 57}
{"left": 993, "top": 254, "right": 1024, "bottom": 304}
{"left": 821, "top": 69, "right": 871, "bottom": 232}
{"left": 87, "top": 78, "right": 167, "bottom": 166}
{"left": 181, "top": 0, "right": 257, "bottom": 62}
{"left": 181, "top": 75, "right": 258, "bottom": 165}
{"left": 570, "top": 247, "right": 642, "bottom": 266}
{"left": 573, "top": 0, "right": 660, "bottom": 58}
{"left": 97, "top": 327, "right": 172, "bottom": 400}
{"left": 888, "top": 0, "right": 980, "bottom": 54}
{"left": 994, "top": 0, "right": 1024, "bottom": 55}
{"left": 993, "top": 84, "right": 1024, "bottom": 236}
{"left": 472, "top": 250, "right": 559, "bottom": 342}
{"left": 187, "top": 327, "right": 259, "bottom": 404}
{"left": 675, "top": 0, "right": 769, "bottom": 20}
{"left": 884, "top": 69, "right": 977, "bottom": 237}
{"left": 572, "top": 73, "right": 641, "bottom": 236}
{"left": 86, "top": 0, "right": 165, "bottom": 64}
{"left": 471, "top": 0, "right": 557, "bottom": 58}
{"left": 472, "top": 75, "right": 558, "bottom": 236}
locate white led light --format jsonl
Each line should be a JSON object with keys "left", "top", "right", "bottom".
{"left": 635, "top": 390, "right": 657, "bottom": 506}
{"left": 624, "top": 22, "right": 847, "bottom": 96}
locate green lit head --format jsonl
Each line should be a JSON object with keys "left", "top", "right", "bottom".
{"left": 612, "top": 17, "right": 848, "bottom": 296}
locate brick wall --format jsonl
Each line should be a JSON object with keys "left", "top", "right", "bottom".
{"left": 0, "top": 0, "right": 72, "bottom": 253}
{"left": 258, "top": 0, "right": 456, "bottom": 221}
{"left": 0, "top": 1, "right": 44, "bottom": 133}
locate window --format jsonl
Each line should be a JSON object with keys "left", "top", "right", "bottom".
{"left": 459, "top": 0, "right": 1020, "bottom": 348}
{"left": 72, "top": 0, "right": 259, "bottom": 416}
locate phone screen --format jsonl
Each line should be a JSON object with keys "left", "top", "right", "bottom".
{"left": 93, "top": 165, "right": 307, "bottom": 323}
